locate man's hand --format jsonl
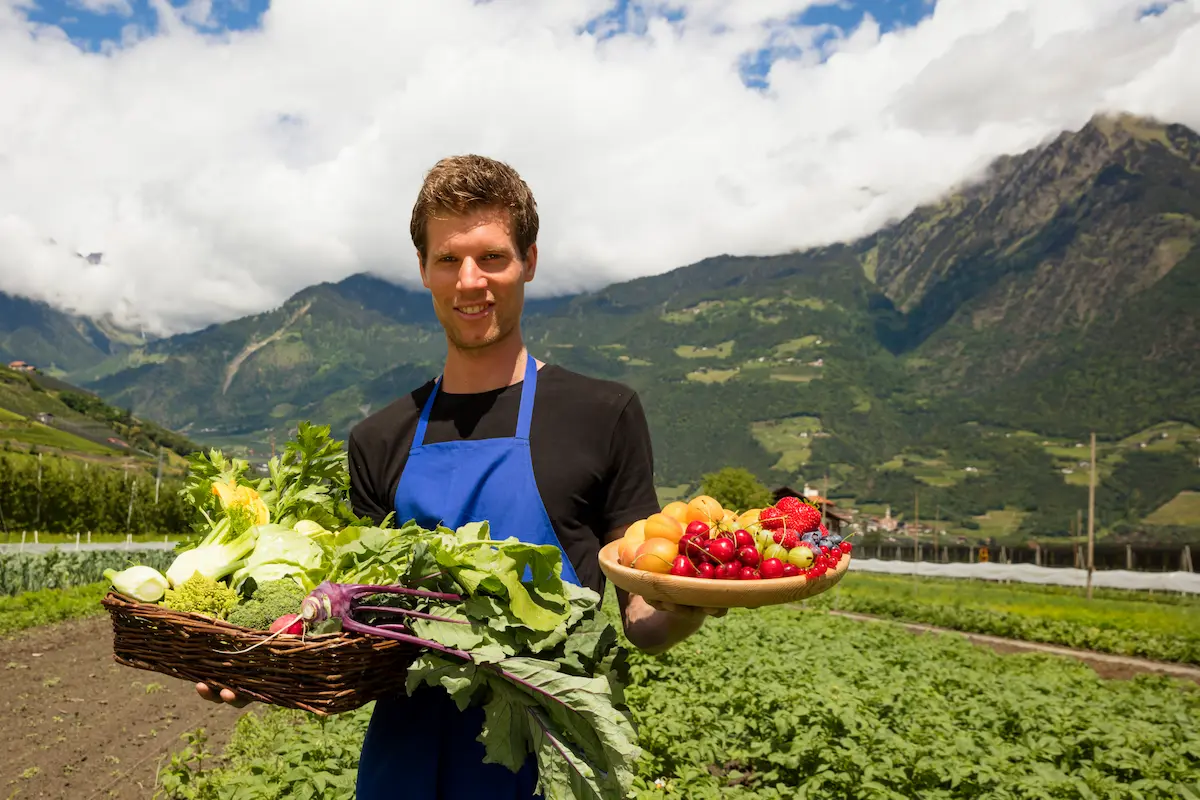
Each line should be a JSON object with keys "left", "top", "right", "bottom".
{"left": 196, "top": 682, "right": 251, "bottom": 708}
{"left": 645, "top": 599, "right": 728, "bottom": 619}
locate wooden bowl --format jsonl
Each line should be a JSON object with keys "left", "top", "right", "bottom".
{"left": 597, "top": 540, "right": 850, "bottom": 609}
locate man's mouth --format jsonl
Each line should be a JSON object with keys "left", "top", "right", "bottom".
{"left": 455, "top": 303, "right": 492, "bottom": 319}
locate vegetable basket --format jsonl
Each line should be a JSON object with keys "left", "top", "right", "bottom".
{"left": 102, "top": 591, "right": 420, "bottom": 715}
{"left": 598, "top": 540, "right": 851, "bottom": 609}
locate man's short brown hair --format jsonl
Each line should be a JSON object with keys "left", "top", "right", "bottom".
{"left": 410, "top": 154, "right": 539, "bottom": 263}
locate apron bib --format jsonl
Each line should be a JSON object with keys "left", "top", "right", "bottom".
{"left": 356, "top": 355, "right": 580, "bottom": 799}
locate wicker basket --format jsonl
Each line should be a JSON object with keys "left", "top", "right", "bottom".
{"left": 102, "top": 592, "right": 421, "bottom": 715}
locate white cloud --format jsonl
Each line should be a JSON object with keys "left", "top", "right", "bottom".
{"left": 0, "top": 0, "right": 1197, "bottom": 334}
{"left": 70, "top": 0, "right": 133, "bottom": 16}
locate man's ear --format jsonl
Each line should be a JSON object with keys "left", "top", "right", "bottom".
{"left": 418, "top": 250, "right": 430, "bottom": 289}
{"left": 523, "top": 243, "right": 538, "bottom": 282}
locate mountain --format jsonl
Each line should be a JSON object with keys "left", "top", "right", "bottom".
{"left": 0, "top": 291, "right": 150, "bottom": 375}
{"left": 5, "top": 113, "right": 1198, "bottom": 541}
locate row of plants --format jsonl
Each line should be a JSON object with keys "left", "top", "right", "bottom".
{"left": 808, "top": 572, "right": 1200, "bottom": 665}
{"left": 0, "top": 452, "right": 191, "bottom": 534}
{"left": 0, "top": 581, "right": 109, "bottom": 636}
{"left": 152, "top": 602, "right": 1200, "bottom": 798}
{"left": 0, "top": 548, "right": 176, "bottom": 595}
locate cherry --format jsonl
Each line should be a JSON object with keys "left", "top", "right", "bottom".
{"left": 734, "top": 529, "right": 755, "bottom": 549}
{"left": 696, "top": 562, "right": 716, "bottom": 579}
{"left": 685, "top": 520, "right": 711, "bottom": 538}
{"left": 781, "top": 564, "right": 801, "bottom": 578}
{"left": 716, "top": 562, "right": 738, "bottom": 580}
{"left": 820, "top": 545, "right": 831, "bottom": 556}
{"left": 760, "top": 558, "right": 785, "bottom": 579}
{"left": 669, "top": 555, "right": 698, "bottom": 577}
{"left": 708, "top": 538, "right": 736, "bottom": 564}
{"left": 739, "top": 566, "right": 761, "bottom": 580}
{"left": 736, "top": 546, "right": 760, "bottom": 568}
{"left": 841, "top": 541, "right": 853, "bottom": 554}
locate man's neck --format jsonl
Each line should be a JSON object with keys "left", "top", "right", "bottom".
{"left": 440, "top": 332, "right": 529, "bottom": 395}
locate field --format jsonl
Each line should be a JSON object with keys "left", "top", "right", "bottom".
{"left": 1146, "top": 491, "right": 1200, "bottom": 526}
{"left": 134, "top": 592, "right": 1200, "bottom": 799}
{"left": 810, "top": 572, "right": 1200, "bottom": 664}
{"left": 750, "top": 416, "right": 823, "bottom": 474}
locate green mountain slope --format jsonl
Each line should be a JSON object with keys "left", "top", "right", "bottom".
{"left": 0, "top": 291, "right": 148, "bottom": 375}
{"left": 6, "top": 113, "right": 1196, "bottom": 541}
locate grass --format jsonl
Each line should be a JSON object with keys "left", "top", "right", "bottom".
{"left": 674, "top": 341, "right": 734, "bottom": 359}
{"left": 655, "top": 484, "right": 692, "bottom": 506}
{"left": 0, "top": 422, "right": 117, "bottom": 455}
{"left": 773, "top": 335, "right": 824, "bottom": 357}
{"left": 0, "top": 582, "right": 107, "bottom": 637}
{"left": 685, "top": 368, "right": 738, "bottom": 383}
{"left": 750, "top": 416, "right": 822, "bottom": 473}
{"left": 0, "top": 407, "right": 25, "bottom": 422}
{"left": 661, "top": 300, "right": 725, "bottom": 323}
{"left": 1145, "top": 491, "right": 1200, "bottom": 526}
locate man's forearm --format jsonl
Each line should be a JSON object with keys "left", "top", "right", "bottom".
{"left": 620, "top": 592, "right": 706, "bottom": 655}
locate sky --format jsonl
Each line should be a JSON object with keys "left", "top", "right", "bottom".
{"left": 0, "top": 0, "right": 1197, "bottom": 334}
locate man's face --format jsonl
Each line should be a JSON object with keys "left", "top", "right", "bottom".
{"left": 419, "top": 207, "right": 536, "bottom": 352}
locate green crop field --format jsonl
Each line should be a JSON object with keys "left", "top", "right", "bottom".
{"left": 810, "top": 572, "right": 1200, "bottom": 664}
{"left": 154, "top": 600, "right": 1200, "bottom": 799}
{"left": 750, "top": 416, "right": 822, "bottom": 474}
{"left": 0, "top": 420, "right": 116, "bottom": 454}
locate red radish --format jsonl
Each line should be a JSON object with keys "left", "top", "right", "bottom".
{"left": 781, "top": 564, "right": 800, "bottom": 578}
{"left": 734, "top": 529, "right": 754, "bottom": 549}
{"left": 739, "top": 567, "right": 760, "bottom": 580}
{"left": 737, "top": 546, "right": 760, "bottom": 568}
{"left": 696, "top": 562, "right": 715, "bottom": 579}
{"left": 760, "top": 558, "right": 785, "bottom": 579}
{"left": 270, "top": 614, "right": 304, "bottom": 635}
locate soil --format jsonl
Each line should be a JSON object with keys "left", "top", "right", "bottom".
{"left": 826, "top": 609, "right": 1200, "bottom": 685}
{"left": 0, "top": 614, "right": 243, "bottom": 800}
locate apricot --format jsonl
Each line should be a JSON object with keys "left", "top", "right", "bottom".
{"left": 661, "top": 501, "right": 690, "bottom": 525}
{"left": 618, "top": 521, "right": 647, "bottom": 566}
{"left": 686, "top": 495, "right": 723, "bottom": 524}
{"left": 644, "top": 512, "right": 684, "bottom": 544}
{"left": 633, "top": 538, "right": 679, "bottom": 574}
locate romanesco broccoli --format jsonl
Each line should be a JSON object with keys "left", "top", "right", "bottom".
{"left": 161, "top": 573, "right": 240, "bottom": 619}
{"left": 227, "top": 579, "right": 306, "bottom": 630}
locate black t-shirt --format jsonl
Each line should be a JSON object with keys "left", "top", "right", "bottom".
{"left": 347, "top": 364, "right": 661, "bottom": 594}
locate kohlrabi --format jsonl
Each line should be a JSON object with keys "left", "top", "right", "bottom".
{"left": 104, "top": 565, "right": 170, "bottom": 603}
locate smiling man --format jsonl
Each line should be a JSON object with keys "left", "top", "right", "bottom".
{"left": 340, "top": 154, "right": 724, "bottom": 799}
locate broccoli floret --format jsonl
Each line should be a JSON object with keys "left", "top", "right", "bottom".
{"left": 162, "top": 573, "right": 240, "bottom": 619}
{"left": 227, "top": 579, "right": 306, "bottom": 630}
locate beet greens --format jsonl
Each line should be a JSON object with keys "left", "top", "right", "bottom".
{"left": 299, "top": 520, "right": 639, "bottom": 800}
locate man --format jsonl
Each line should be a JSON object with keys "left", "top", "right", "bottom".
{"left": 198, "top": 154, "right": 723, "bottom": 798}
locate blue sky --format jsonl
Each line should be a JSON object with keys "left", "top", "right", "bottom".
{"left": 21, "top": 0, "right": 937, "bottom": 87}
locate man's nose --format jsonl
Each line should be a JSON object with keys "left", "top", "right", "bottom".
{"left": 457, "top": 257, "right": 488, "bottom": 291}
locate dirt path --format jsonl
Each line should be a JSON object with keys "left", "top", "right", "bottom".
{"left": 827, "top": 610, "right": 1200, "bottom": 683}
{"left": 1, "top": 615, "right": 244, "bottom": 800}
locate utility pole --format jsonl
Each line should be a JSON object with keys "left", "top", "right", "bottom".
{"left": 821, "top": 472, "right": 828, "bottom": 528}
{"left": 914, "top": 490, "right": 920, "bottom": 565}
{"left": 1086, "top": 432, "right": 1096, "bottom": 600}
{"left": 154, "top": 446, "right": 164, "bottom": 504}
{"left": 935, "top": 503, "right": 941, "bottom": 562}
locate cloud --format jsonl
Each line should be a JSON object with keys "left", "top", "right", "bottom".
{"left": 70, "top": 0, "right": 133, "bottom": 16}
{"left": 0, "top": 0, "right": 1197, "bottom": 334}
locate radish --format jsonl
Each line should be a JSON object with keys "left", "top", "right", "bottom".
{"left": 269, "top": 614, "right": 304, "bottom": 635}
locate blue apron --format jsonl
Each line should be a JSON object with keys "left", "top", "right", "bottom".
{"left": 356, "top": 355, "right": 581, "bottom": 799}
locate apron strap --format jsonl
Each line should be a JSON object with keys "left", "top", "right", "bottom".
{"left": 411, "top": 353, "right": 537, "bottom": 449}
{"left": 515, "top": 353, "right": 537, "bottom": 441}
{"left": 412, "top": 377, "right": 440, "bottom": 449}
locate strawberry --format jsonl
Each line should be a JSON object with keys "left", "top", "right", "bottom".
{"left": 759, "top": 507, "right": 786, "bottom": 530}
{"left": 780, "top": 531, "right": 798, "bottom": 549}
{"left": 775, "top": 496, "right": 804, "bottom": 514}
{"left": 772, "top": 530, "right": 784, "bottom": 545}
{"left": 786, "top": 503, "right": 822, "bottom": 533}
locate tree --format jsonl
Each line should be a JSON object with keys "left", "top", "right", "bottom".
{"left": 700, "top": 467, "right": 773, "bottom": 512}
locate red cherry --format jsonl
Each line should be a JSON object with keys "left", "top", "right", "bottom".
{"left": 739, "top": 566, "right": 761, "bottom": 580}
{"left": 716, "top": 562, "right": 738, "bottom": 580}
{"left": 760, "top": 558, "right": 785, "bottom": 579}
{"left": 841, "top": 541, "right": 853, "bottom": 554}
{"left": 781, "top": 564, "right": 800, "bottom": 578}
{"left": 696, "top": 562, "right": 716, "bottom": 579}
{"left": 708, "top": 538, "right": 736, "bottom": 564}
{"left": 736, "top": 546, "right": 761, "bottom": 568}
{"left": 685, "top": 520, "right": 711, "bottom": 538}
{"left": 670, "top": 555, "right": 698, "bottom": 577}
{"left": 734, "top": 529, "right": 755, "bottom": 549}
{"left": 820, "top": 545, "right": 831, "bottom": 556}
